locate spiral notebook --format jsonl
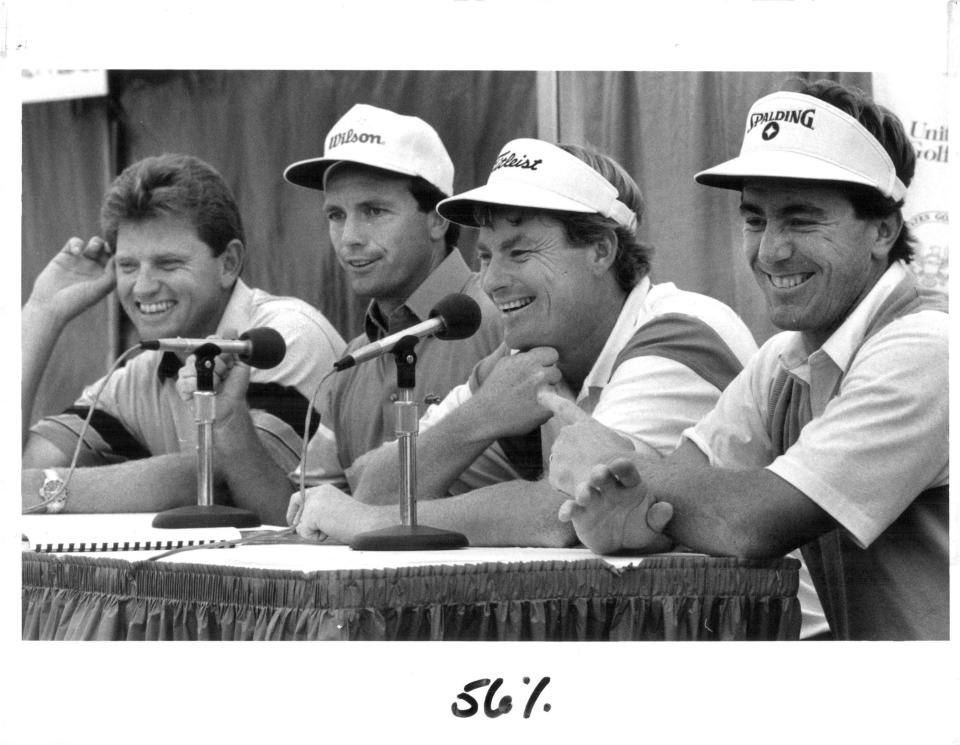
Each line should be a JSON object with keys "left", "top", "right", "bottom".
{"left": 21, "top": 513, "right": 242, "bottom": 553}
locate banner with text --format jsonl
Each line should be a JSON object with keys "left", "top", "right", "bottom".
{"left": 872, "top": 73, "right": 949, "bottom": 296}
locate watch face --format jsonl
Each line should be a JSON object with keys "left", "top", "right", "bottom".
{"left": 40, "top": 478, "right": 66, "bottom": 513}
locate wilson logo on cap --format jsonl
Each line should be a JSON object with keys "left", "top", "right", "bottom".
{"left": 327, "top": 128, "right": 385, "bottom": 150}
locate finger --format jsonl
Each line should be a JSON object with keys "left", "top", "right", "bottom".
{"left": 573, "top": 478, "right": 602, "bottom": 507}
{"left": 63, "top": 237, "right": 84, "bottom": 255}
{"left": 585, "top": 462, "right": 619, "bottom": 491}
{"left": 646, "top": 501, "right": 674, "bottom": 533}
{"left": 557, "top": 499, "right": 583, "bottom": 523}
{"left": 286, "top": 493, "right": 302, "bottom": 526}
{"left": 82, "top": 236, "right": 110, "bottom": 264}
{"left": 606, "top": 457, "right": 642, "bottom": 488}
{"left": 537, "top": 389, "right": 591, "bottom": 425}
{"left": 520, "top": 346, "right": 559, "bottom": 365}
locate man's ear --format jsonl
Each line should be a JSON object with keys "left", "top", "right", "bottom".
{"left": 590, "top": 230, "right": 618, "bottom": 276}
{"left": 427, "top": 210, "right": 450, "bottom": 243}
{"left": 219, "top": 239, "right": 244, "bottom": 287}
{"left": 872, "top": 213, "right": 902, "bottom": 261}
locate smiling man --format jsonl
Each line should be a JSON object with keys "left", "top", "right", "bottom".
{"left": 280, "top": 104, "right": 502, "bottom": 490}
{"left": 552, "top": 80, "right": 949, "bottom": 640}
{"left": 21, "top": 154, "right": 345, "bottom": 523}
{"left": 289, "top": 139, "right": 757, "bottom": 547}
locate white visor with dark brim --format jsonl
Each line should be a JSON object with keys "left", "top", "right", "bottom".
{"left": 695, "top": 91, "right": 907, "bottom": 202}
{"left": 437, "top": 138, "right": 638, "bottom": 231}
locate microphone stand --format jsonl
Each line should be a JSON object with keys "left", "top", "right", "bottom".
{"left": 350, "top": 335, "right": 468, "bottom": 550}
{"left": 152, "top": 344, "right": 260, "bottom": 529}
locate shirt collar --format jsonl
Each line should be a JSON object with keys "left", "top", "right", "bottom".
{"left": 578, "top": 276, "right": 652, "bottom": 398}
{"left": 778, "top": 261, "right": 910, "bottom": 371}
{"left": 213, "top": 278, "right": 254, "bottom": 336}
{"left": 363, "top": 250, "right": 473, "bottom": 340}
{"left": 157, "top": 352, "right": 184, "bottom": 382}
{"left": 155, "top": 279, "right": 249, "bottom": 382}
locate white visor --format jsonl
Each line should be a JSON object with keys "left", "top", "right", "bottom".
{"left": 696, "top": 91, "right": 907, "bottom": 201}
{"left": 437, "top": 139, "right": 638, "bottom": 231}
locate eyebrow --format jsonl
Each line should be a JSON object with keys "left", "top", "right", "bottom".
{"left": 739, "top": 200, "right": 830, "bottom": 218}
{"left": 476, "top": 232, "right": 527, "bottom": 255}
{"left": 325, "top": 196, "right": 394, "bottom": 210}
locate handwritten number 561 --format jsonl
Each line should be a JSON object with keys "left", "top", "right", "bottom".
{"left": 451, "top": 677, "right": 551, "bottom": 719}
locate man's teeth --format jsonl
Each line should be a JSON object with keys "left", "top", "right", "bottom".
{"left": 139, "top": 301, "right": 175, "bottom": 314}
{"left": 348, "top": 259, "right": 375, "bottom": 268}
{"left": 498, "top": 297, "right": 534, "bottom": 312}
{"left": 769, "top": 274, "right": 810, "bottom": 289}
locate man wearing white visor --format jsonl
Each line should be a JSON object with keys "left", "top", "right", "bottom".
{"left": 292, "top": 139, "right": 757, "bottom": 547}
{"left": 552, "top": 79, "right": 948, "bottom": 640}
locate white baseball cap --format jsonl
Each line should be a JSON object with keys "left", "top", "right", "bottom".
{"left": 696, "top": 91, "right": 907, "bottom": 201}
{"left": 283, "top": 103, "right": 454, "bottom": 195}
{"left": 436, "top": 138, "right": 638, "bottom": 231}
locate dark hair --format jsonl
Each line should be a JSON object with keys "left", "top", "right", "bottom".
{"left": 100, "top": 153, "right": 244, "bottom": 258}
{"left": 409, "top": 175, "right": 460, "bottom": 250}
{"left": 783, "top": 78, "right": 916, "bottom": 264}
{"left": 473, "top": 143, "right": 653, "bottom": 292}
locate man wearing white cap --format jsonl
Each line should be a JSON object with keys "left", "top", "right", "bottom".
{"left": 282, "top": 104, "right": 501, "bottom": 489}
{"left": 553, "top": 79, "right": 948, "bottom": 640}
{"left": 291, "top": 139, "right": 757, "bottom": 546}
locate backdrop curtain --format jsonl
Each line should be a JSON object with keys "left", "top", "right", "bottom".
{"left": 21, "top": 97, "right": 114, "bottom": 423}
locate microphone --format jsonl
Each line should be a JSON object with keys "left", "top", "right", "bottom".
{"left": 139, "top": 327, "right": 287, "bottom": 369}
{"left": 334, "top": 293, "right": 482, "bottom": 371}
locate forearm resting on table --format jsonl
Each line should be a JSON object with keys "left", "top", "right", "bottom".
{"left": 643, "top": 456, "right": 834, "bottom": 558}
{"left": 21, "top": 452, "right": 200, "bottom": 513}
{"left": 413, "top": 479, "right": 576, "bottom": 547}
{"left": 214, "top": 409, "right": 294, "bottom": 525}
{"left": 352, "top": 400, "right": 500, "bottom": 504}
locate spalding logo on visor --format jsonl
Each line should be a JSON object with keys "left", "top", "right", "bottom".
{"left": 762, "top": 122, "right": 780, "bottom": 140}
{"left": 747, "top": 108, "right": 817, "bottom": 134}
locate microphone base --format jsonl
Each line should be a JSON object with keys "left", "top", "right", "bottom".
{"left": 350, "top": 524, "right": 468, "bottom": 551}
{"left": 152, "top": 504, "right": 261, "bottom": 529}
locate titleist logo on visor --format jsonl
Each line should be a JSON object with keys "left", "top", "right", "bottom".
{"left": 327, "top": 128, "right": 385, "bottom": 149}
{"left": 492, "top": 150, "right": 543, "bottom": 172}
{"left": 747, "top": 108, "right": 816, "bottom": 133}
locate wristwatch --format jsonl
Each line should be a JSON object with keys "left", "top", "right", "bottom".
{"left": 38, "top": 469, "right": 67, "bottom": 513}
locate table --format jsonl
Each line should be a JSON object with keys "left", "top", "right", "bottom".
{"left": 22, "top": 542, "right": 801, "bottom": 640}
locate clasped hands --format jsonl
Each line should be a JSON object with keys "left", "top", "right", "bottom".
{"left": 538, "top": 390, "right": 674, "bottom": 555}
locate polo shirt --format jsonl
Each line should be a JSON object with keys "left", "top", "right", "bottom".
{"left": 419, "top": 277, "right": 759, "bottom": 493}
{"left": 300, "top": 250, "right": 503, "bottom": 489}
{"left": 684, "top": 261, "right": 949, "bottom": 639}
{"left": 31, "top": 278, "right": 346, "bottom": 474}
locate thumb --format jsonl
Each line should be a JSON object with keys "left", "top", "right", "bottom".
{"left": 646, "top": 501, "right": 674, "bottom": 533}
{"left": 537, "top": 389, "right": 591, "bottom": 425}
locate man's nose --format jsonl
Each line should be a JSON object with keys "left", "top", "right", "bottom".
{"left": 132, "top": 266, "right": 160, "bottom": 295}
{"left": 338, "top": 213, "right": 366, "bottom": 247}
{"left": 480, "top": 255, "right": 509, "bottom": 296}
{"left": 758, "top": 224, "right": 793, "bottom": 263}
